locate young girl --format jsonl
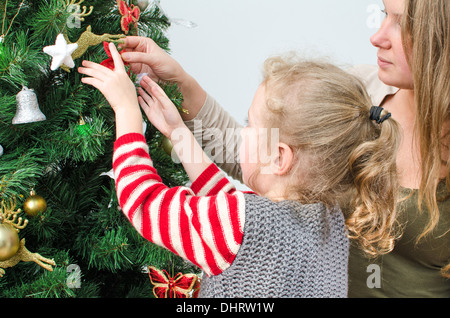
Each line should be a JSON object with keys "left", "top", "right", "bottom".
{"left": 78, "top": 45, "right": 400, "bottom": 297}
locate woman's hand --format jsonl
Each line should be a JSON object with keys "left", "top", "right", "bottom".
{"left": 119, "top": 36, "right": 207, "bottom": 120}
{"left": 119, "top": 36, "right": 185, "bottom": 83}
{"left": 138, "top": 76, "right": 186, "bottom": 139}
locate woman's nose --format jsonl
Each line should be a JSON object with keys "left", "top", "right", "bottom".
{"left": 370, "top": 22, "right": 391, "bottom": 50}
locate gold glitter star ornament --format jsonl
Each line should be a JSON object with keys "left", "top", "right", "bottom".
{"left": 43, "top": 34, "right": 79, "bottom": 71}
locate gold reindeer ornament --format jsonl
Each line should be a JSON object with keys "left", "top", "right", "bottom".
{"left": 61, "top": 25, "right": 125, "bottom": 72}
{"left": 0, "top": 198, "right": 55, "bottom": 277}
{"left": 44, "top": 1, "right": 126, "bottom": 72}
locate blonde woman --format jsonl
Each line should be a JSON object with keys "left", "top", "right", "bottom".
{"left": 118, "top": 0, "right": 449, "bottom": 297}
{"left": 346, "top": 0, "right": 449, "bottom": 297}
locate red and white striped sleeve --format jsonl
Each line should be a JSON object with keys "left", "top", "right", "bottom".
{"left": 112, "top": 133, "right": 246, "bottom": 276}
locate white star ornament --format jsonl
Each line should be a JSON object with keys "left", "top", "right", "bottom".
{"left": 43, "top": 34, "right": 79, "bottom": 71}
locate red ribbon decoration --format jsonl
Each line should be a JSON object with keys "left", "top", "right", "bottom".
{"left": 148, "top": 266, "right": 201, "bottom": 298}
{"left": 100, "top": 42, "right": 129, "bottom": 70}
{"left": 117, "top": 0, "right": 140, "bottom": 35}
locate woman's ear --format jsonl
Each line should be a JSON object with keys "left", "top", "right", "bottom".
{"left": 272, "top": 142, "right": 294, "bottom": 176}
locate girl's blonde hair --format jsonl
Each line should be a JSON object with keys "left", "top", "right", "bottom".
{"left": 402, "top": 0, "right": 450, "bottom": 277}
{"left": 261, "top": 55, "right": 401, "bottom": 257}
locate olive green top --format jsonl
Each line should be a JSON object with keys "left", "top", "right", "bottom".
{"left": 348, "top": 181, "right": 450, "bottom": 298}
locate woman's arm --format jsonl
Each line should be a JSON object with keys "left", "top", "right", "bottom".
{"left": 119, "top": 36, "right": 206, "bottom": 120}
{"left": 120, "top": 36, "right": 244, "bottom": 180}
{"left": 184, "top": 94, "right": 244, "bottom": 182}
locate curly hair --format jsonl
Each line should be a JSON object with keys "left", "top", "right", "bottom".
{"left": 260, "top": 55, "right": 401, "bottom": 257}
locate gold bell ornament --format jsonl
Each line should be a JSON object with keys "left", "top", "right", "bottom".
{"left": 23, "top": 190, "right": 47, "bottom": 217}
{"left": 12, "top": 87, "right": 46, "bottom": 125}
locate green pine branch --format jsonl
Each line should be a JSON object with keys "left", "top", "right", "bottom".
{"left": 0, "top": 0, "right": 197, "bottom": 298}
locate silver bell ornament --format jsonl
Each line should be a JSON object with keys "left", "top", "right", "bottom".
{"left": 12, "top": 87, "right": 46, "bottom": 125}
{"left": 0, "top": 144, "right": 3, "bottom": 157}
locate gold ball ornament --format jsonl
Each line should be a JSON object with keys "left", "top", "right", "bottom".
{"left": 23, "top": 191, "right": 47, "bottom": 217}
{"left": 161, "top": 136, "right": 173, "bottom": 156}
{"left": 0, "top": 224, "right": 20, "bottom": 261}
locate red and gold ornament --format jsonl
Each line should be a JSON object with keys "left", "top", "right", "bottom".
{"left": 117, "top": 0, "right": 140, "bottom": 35}
{"left": 148, "top": 266, "right": 201, "bottom": 298}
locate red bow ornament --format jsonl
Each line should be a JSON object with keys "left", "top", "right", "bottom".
{"left": 100, "top": 41, "right": 129, "bottom": 70}
{"left": 148, "top": 266, "right": 201, "bottom": 298}
{"left": 117, "top": 0, "right": 140, "bottom": 35}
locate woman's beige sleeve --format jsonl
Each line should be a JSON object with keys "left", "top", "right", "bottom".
{"left": 184, "top": 94, "right": 244, "bottom": 182}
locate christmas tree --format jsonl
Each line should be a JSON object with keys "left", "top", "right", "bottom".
{"left": 0, "top": 0, "right": 199, "bottom": 298}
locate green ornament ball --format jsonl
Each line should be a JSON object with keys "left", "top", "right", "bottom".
{"left": 76, "top": 119, "right": 91, "bottom": 136}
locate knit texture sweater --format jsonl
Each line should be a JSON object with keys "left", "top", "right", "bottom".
{"left": 199, "top": 194, "right": 349, "bottom": 298}
{"left": 113, "top": 133, "right": 349, "bottom": 298}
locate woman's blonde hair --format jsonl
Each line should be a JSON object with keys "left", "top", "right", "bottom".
{"left": 402, "top": 0, "right": 450, "bottom": 277}
{"left": 260, "top": 55, "right": 401, "bottom": 257}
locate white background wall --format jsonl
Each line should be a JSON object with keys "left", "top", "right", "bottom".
{"left": 158, "top": 0, "right": 384, "bottom": 188}
{"left": 161, "top": 0, "right": 384, "bottom": 126}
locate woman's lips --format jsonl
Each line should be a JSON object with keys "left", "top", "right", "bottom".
{"left": 377, "top": 56, "right": 392, "bottom": 68}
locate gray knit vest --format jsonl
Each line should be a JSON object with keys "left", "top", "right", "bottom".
{"left": 199, "top": 193, "right": 349, "bottom": 298}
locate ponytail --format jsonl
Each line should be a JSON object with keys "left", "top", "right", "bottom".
{"left": 261, "top": 57, "right": 402, "bottom": 258}
{"left": 347, "top": 107, "right": 402, "bottom": 256}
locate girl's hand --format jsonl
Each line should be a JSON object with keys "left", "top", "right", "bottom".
{"left": 138, "top": 76, "right": 186, "bottom": 139}
{"left": 78, "top": 42, "right": 139, "bottom": 113}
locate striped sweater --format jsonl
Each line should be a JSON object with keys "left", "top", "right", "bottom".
{"left": 113, "top": 133, "right": 247, "bottom": 276}
{"left": 113, "top": 133, "right": 349, "bottom": 298}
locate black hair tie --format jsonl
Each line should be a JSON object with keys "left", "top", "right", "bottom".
{"left": 370, "top": 106, "right": 392, "bottom": 124}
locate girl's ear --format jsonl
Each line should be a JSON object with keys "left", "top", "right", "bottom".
{"left": 272, "top": 142, "right": 294, "bottom": 176}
